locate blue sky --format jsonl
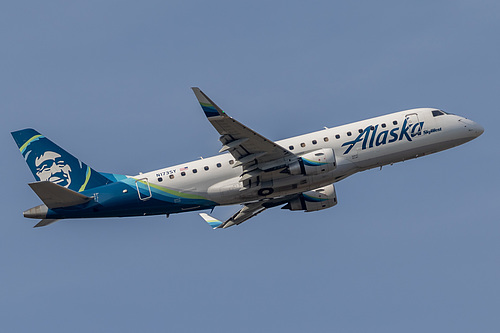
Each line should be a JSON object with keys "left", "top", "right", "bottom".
{"left": 1, "top": 1, "right": 499, "bottom": 332}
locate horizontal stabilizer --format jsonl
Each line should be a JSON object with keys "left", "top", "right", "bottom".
{"left": 28, "top": 181, "right": 92, "bottom": 209}
{"left": 199, "top": 213, "right": 223, "bottom": 229}
{"left": 34, "top": 219, "right": 60, "bottom": 228}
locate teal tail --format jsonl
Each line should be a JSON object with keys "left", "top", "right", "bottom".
{"left": 11, "top": 128, "right": 112, "bottom": 193}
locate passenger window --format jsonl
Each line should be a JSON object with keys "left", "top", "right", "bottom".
{"left": 181, "top": 172, "right": 186, "bottom": 176}
{"left": 158, "top": 177, "right": 163, "bottom": 182}
{"left": 169, "top": 175, "right": 174, "bottom": 179}
{"left": 204, "top": 166, "right": 209, "bottom": 171}
{"left": 312, "top": 140, "right": 317, "bottom": 145}
{"left": 229, "top": 160, "right": 234, "bottom": 165}
{"left": 393, "top": 120, "right": 398, "bottom": 125}
{"left": 335, "top": 134, "right": 340, "bottom": 139}
{"left": 358, "top": 129, "right": 363, "bottom": 133}
{"left": 192, "top": 169, "right": 198, "bottom": 173}
{"left": 381, "top": 123, "right": 386, "bottom": 128}
{"left": 370, "top": 126, "right": 375, "bottom": 130}
{"left": 289, "top": 145, "right": 294, "bottom": 150}
{"left": 216, "top": 163, "right": 222, "bottom": 168}
{"left": 300, "top": 143, "right": 306, "bottom": 147}
{"left": 347, "top": 132, "right": 352, "bottom": 136}
{"left": 324, "top": 137, "right": 329, "bottom": 142}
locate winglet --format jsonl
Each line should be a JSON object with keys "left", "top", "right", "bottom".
{"left": 191, "top": 87, "right": 226, "bottom": 118}
{"left": 199, "top": 213, "right": 223, "bottom": 229}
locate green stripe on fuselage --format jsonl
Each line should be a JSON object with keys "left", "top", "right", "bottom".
{"left": 135, "top": 179, "right": 210, "bottom": 201}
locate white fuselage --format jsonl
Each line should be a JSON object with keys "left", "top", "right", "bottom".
{"left": 134, "top": 108, "right": 483, "bottom": 206}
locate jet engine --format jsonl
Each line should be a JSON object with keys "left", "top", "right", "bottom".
{"left": 282, "top": 184, "right": 338, "bottom": 212}
{"left": 288, "top": 148, "right": 336, "bottom": 175}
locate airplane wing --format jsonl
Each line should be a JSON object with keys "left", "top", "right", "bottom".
{"left": 192, "top": 88, "right": 295, "bottom": 172}
{"left": 199, "top": 195, "right": 297, "bottom": 229}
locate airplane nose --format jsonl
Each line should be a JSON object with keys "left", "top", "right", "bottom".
{"left": 468, "top": 120, "right": 484, "bottom": 137}
{"left": 474, "top": 122, "right": 484, "bottom": 136}
{"left": 458, "top": 118, "right": 484, "bottom": 137}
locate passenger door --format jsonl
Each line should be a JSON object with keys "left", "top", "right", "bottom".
{"left": 135, "top": 178, "right": 152, "bottom": 201}
{"left": 405, "top": 113, "right": 420, "bottom": 126}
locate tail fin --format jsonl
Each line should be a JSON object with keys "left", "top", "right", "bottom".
{"left": 11, "top": 128, "right": 111, "bottom": 193}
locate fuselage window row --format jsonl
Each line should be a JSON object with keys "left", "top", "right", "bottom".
{"left": 157, "top": 119, "right": 404, "bottom": 183}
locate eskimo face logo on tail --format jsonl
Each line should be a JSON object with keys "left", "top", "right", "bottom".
{"left": 342, "top": 118, "right": 425, "bottom": 155}
{"left": 22, "top": 136, "right": 85, "bottom": 190}
{"left": 34, "top": 151, "right": 72, "bottom": 187}
{"left": 13, "top": 128, "right": 113, "bottom": 193}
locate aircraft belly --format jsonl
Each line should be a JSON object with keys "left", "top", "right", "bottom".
{"left": 208, "top": 172, "right": 346, "bottom": 206}
{"left": 47, "top": 196, "right": 212, "bottom": 219}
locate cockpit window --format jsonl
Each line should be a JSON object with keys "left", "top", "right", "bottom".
{"left": 432, "top": 110, "right": 445, "bottom": 117}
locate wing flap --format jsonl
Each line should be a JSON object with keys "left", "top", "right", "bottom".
{"left": 219, "top": 138, "right": 249, "bottom": 153}
{"left": 222, "top": 203, "right": 267, "bottom": 228}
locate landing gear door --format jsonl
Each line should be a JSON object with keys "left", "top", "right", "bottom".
{"left": 135, "top": 178, "right": 152, "bottom": 201}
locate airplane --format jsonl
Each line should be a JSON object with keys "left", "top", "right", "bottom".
{"left": 11, "top": 88, "right": 484, "bottom": 228}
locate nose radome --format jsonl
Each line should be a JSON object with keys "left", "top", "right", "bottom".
{"left": 459, "top": 118, "right": 484, "bottom": 137}
{"left": 468, "top": 120, "right": 484, "bottom": 137}
{"left": 474, "top": 122, "right": 484, "bottom": 136}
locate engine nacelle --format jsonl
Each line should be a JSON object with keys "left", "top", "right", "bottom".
{"left": 289, "top": 148, "right": 336, "bottom": 175}
{"left": 283, "top": 184, "right": 338, "bottom": 212}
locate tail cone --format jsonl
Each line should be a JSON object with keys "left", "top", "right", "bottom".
{"left": 23, "top": 204, "right": 48, "bottom": 219}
